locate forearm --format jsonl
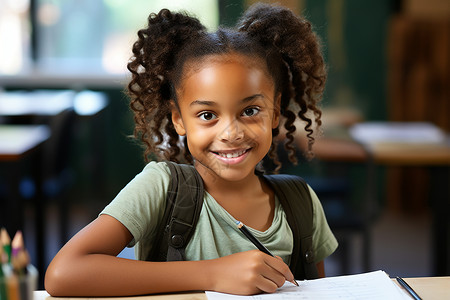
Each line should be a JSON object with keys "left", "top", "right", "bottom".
{"left": 45, "top": 215, "right": 294, "bottom": 296}
{"left": 45, "top": 254, "right": 214, "bottom": 296}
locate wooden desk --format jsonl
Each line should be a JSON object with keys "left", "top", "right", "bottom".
{"left": 394, "top": 277, "right": 450, "bottom": 300}
{"left": 367, "top": 142, "right": 450, "bottom": 166}
{"left": 34, "top": 291, "right": 207, "bottom": 300}
{"left": 309, "top": 130, "right": 450, "bottom": 165}
{"left": 32, "top": 276, "right": 450, "bottom": 300}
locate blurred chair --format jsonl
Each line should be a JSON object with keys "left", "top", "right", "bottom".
{"left": 304, "top": 158, "right": 376, "bottom": 275}
{"left": 20, "top": 108, "right": 76, "bottom": 246}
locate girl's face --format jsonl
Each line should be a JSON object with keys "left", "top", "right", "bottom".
{"left": 171, "top": 54, "right": 280, "bottom": 183}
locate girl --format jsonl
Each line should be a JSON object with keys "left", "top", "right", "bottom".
{"left": 45, "top": 3, "right": 337, "bottom": 296}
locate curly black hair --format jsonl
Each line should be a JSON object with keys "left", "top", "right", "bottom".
{"left": 127, "top": 3, "right": 326, "bottom": 172}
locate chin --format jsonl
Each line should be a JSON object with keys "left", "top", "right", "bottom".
{"left": 213, "top": 164, "right": 256, "bottom": 182}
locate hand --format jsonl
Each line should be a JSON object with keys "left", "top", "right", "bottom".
{"left": 209, "top": 250, "right": 294, "bottom": 295}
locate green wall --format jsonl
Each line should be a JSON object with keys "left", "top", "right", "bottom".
{"left": 304, "top": 0, "right": 392, "bottom": 120}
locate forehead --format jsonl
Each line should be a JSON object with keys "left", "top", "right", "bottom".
{"left": 181, "top": 53, "right": 272, "bottom": 85}
{"left": 175, "top": 53, "right": 276, "bottom": 106}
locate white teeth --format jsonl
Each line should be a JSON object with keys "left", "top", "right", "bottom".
{"left": 217, "top": 150, "right": 246, "bottom": 158}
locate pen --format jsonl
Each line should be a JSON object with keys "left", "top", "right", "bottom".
{"left": 235, "top": 220, "right": 299, "bottom": 287}
{"left": 396, "top": 276, "right": 422, "bottom": 300}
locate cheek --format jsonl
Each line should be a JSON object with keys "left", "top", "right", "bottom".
{"left": 245, "top": 116, "right": 274, "bottom": 137}
{"left": 185, "top": 124, "right": 215, "bottom": 150}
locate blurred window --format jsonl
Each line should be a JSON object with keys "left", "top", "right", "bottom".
{"left": 0, "top": 0, "right": 219, "bottom": 75}
{"left": 0, "top": 0, "right": 31, "bottom": 74}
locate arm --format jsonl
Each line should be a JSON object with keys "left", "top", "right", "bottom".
{"left": 45, "top": 215, "right": 295, "bottom": 296}
{"left": 316, "top": 260, "right": 325, "bottom": 278}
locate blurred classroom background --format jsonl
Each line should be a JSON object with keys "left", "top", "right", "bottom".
{"left": 0, "top": 0, "right": 449, "bottom": 289}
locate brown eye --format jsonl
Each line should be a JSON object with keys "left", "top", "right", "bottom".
{"left": 199, "top": 111, "right": 216, "bottom": 121}
{"left": 242, "top": 107, "right": 260, "bottom": 117}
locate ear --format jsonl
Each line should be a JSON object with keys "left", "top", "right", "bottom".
{"left": 272, "top": 93, "right": 281, "bottom": 129}
{"left": 171, "top": 101, "right": 186, "bottom": 136}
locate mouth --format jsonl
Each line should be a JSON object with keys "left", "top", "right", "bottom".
{"left": 212, "top": 148, "right": 250, "bottom": 158}
{"left": 211, "top": 148, "right": 252, "bottom": 164}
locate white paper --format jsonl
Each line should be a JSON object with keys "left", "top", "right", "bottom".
{"left": 206, "top": 270, "right": 413, "bottom": 300}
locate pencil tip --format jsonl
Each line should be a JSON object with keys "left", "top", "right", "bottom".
{"left": 12, "top": 230, "right": 24, "bottom": 248}
{"left": 0, "top": 227, "right": 10, "bottom": 243}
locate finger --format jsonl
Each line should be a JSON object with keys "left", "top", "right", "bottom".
{"left": 256, "top": 257, "right": 290, "bottom": 288}
{"left": 255, "top": 274, "right": 282, "bottom": 294}
{"left": 262, "top": 269, "right": 286, "bottom": 289}
{"left": 264, "top": 255, "right": 295, "bottom": 283}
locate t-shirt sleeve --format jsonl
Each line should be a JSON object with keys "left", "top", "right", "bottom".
{"left": 100, "top": 161, "right": 171, "bottom": 247}
{"left": 308, "top": 185, "right": 339, "bottom": 263}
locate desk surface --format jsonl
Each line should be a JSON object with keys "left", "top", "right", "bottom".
{"left": 312, "top": 137, "right": 450, "bottom": 165}
{"left": 368, "top": 142, "right": 450, "bottom": 165}
{"left": 0, "top": 124, "right": 50, "bottom": 161}
{"left": 33, "top": 276, "right": 450, "bottom": 300}
{"left": 349, "top": 121, "right": 450, "bottom": 166}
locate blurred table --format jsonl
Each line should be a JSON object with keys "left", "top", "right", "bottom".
{"left": 0, "top": 125, "right": 50, "bottom": 160}
{"left": 349, "top": 122, "right": 450, "bottom": 165}
{"left": 0, "top": 89, "right": 108, "bottom": 117}
{"left": 310, "top": 121, "right": 450, "bottom": 275}
{"left": 0, "top": 124, "right": 50, "bottom": 281}
{"left": 350, "top": 122, "right": 449, "bottom": 275}
{"left": 366, "top": 142, "right": 450, "bottom": 165}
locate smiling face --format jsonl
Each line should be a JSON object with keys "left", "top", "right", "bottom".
{"left": 171, "top": 53, "right": 280, "bottom": 183}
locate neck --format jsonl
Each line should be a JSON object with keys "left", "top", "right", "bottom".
{"left": 193, "top": 161, "right": 274, "bottom": 230}
{"left": 194, "top": 161, "right": 260, "bottom": 198}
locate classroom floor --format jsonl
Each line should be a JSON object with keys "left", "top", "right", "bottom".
{"left": 23, "top": 201, "right": 434, "bottom": 285}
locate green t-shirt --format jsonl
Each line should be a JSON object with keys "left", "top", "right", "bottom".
{"left": 101, "top": 161, "right": 338, "bottom": 265}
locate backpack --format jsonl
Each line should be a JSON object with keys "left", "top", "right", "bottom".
{"left": 146, "top": 161, "right": 319, "bottom": 280}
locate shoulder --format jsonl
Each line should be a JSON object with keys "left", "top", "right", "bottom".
{"left": 141, "top": 160, "right": 171, "bottom": 176}
{"left": 99, "top": 161, "right": 174, "bottom": 245}
{"left": 264, "top": 174, "right": 310, "bottom": 203}
{"left": 121, "top": 161, "right": 172, "bottom": 187}
{"left": 103, "top": 161, "right": 173, "bottom": 210}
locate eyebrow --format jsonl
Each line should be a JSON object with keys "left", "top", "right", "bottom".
{"left": 189, "top": 94, "right": 265, "bottom": 107}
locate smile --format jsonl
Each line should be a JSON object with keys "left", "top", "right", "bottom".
{"left": 211, "top": 148, "right": 251, "bottom": 164}
{"left": 215, "top": 149, "right": 248, "bottom": 158}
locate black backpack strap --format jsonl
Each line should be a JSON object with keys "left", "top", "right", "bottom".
{"left": 146, "top": 161, "right": 204, "bottom": 262}
{"left": 263, "top": 174, "right": 319, "bottom": 280}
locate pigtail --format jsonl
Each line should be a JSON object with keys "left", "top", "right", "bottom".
{"left": 127, "top": 9, "right": 206, "bottom": 162}
{"left": 237, "top": 3, "right": 326, "bottom": 168}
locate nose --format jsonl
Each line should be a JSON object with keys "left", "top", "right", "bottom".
{"left": 219, "top": 118, "right": 244, "bottom": 142}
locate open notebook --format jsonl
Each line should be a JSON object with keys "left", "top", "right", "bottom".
{"left": 206, "top": 270, "right": 413, "bottom": 299}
